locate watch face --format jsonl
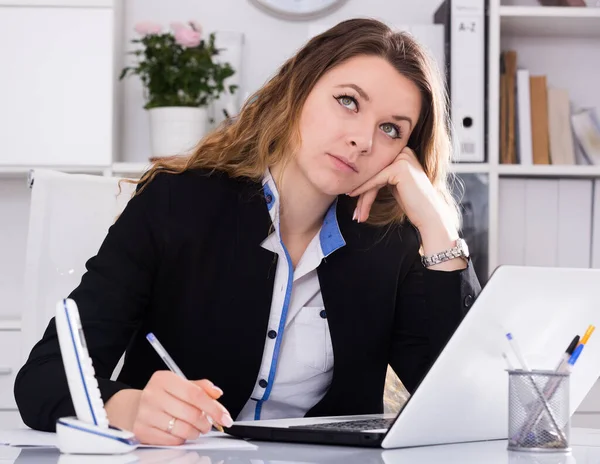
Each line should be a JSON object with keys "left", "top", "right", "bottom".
{"left": 249, "top": 0, "right": 348, "bottom": 20}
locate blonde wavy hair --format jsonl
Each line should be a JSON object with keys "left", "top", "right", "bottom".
{"left": 127, "top": 17, "right": 460, "bottom": 229}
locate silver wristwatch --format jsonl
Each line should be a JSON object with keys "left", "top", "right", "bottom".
{"left": 421, "top": 238, "right": 470, "bottom": 268}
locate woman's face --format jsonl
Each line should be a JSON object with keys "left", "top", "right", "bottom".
{"left": 293, "top": 54, "right": 422, "bottom": 197}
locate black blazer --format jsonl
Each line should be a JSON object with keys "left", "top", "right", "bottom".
{"left": 14, "top": 169, "right": 481, "bottom": 431}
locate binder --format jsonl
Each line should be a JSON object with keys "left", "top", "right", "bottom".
{"left": 434, "top": 0, "right": 487, "bottom": 162}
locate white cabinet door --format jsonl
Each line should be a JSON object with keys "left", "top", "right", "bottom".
{"left": 0, "top": 5, "right": 113, "bottom": 166}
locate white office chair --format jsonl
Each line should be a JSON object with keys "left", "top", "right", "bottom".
{"left": 21, "top": 169, "right": 137, "bottom": 367}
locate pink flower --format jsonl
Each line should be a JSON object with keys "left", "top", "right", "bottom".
{"left": 134, "top": 21, "right": 162, "bottom": 36}
{"left": 175, "top": 27, "right": 201, "bottom": 48}
{"left": 170, "top": 21, "right": 186, "bottom": 32}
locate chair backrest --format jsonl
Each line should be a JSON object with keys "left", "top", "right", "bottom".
{"left": 21, "top": 169, "right": 136, "bottom": 362}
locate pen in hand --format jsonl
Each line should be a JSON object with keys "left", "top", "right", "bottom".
{"left": 146, "top": 332, "right": 226, "bottom": 433}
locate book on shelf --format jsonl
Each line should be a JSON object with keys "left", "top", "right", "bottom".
{"left": 498, "top": 49, "right": 597, "bottom": 167}
{"left": 507, "top": 51, "right": 518, "bottom": 165}
{"left": 547, "top": 87, "right": 576, "bottom": 165}
{"left": 499, "top": 50, "right": 518, "bottom": 165}
{"left": 572, "top": 108, "right": 600, "bottom": 165}
{"left": 529, "top": 75, "right": 551, "bottom": 165}
{"left": 515, "top": 69, "right": 533, "bottom": 166}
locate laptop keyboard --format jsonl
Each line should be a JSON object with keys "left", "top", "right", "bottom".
{"left": 290, "top": 418, "right": 394, "bottom": 432}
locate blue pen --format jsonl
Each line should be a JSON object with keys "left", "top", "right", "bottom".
{"left": 568, "top": 343, "right": 584, "bottom": 367}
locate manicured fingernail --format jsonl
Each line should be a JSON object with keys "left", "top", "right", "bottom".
{"left": 352, "top": 208, "right": 357, "bottom": 221}
{"left": 221, "top": 414, "right": 234, "bottom": 428}
{"left": 206, "top": 415, "right": 224, "bottom": 433}
{"left": 212, "top": 385, "right": 224, "bottom": 396}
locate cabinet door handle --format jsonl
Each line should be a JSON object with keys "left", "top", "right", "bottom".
{"left": 0, "top": 368, "right": 12, "bottom": 376}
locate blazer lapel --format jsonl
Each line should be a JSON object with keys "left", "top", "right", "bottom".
{"left": 219, "top": 179, "right": 278, "bottom": 418}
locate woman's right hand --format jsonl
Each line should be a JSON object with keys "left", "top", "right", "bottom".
{"left": 105, "top": 371, "right": 233, "bottom": 445}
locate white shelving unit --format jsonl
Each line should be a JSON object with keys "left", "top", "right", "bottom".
{"left": 500, "top": 5, "right": 600, "bottom": 38}
{"left": 482, "top": 0, "right": 600, "bottom": 277}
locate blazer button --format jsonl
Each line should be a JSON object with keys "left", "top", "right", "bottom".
{"left": 320, "top": 310, "right": 327, "bottom": 319}
{"left": 268, "top": 330, "right": 277, "bottom": 339}
{"left": 259, "top": 379, "right": 268, "bottom": 388}
{"left": 464, "top": 294, "right": 474, "bottom": 308}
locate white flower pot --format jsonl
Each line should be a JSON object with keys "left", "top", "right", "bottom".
{"left": 148, "top": 106, "right": 208, "bottom": 158}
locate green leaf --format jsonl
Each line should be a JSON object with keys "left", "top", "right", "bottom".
{"left": 119, "top": 26, "right": 239, "bottom": 107}
{"left": 119, "top": 67, "right": 131, "bottom": 80}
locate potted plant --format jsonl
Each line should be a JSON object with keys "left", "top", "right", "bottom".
{"left": 120, "top": 21, "right": 237, "bottom": 158}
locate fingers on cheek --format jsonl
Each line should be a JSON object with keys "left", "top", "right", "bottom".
{"left": 355, "top": 196, "right": 363, "bottom": 223}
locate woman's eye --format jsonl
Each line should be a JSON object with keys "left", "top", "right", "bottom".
{"left": 336, "top": 95, "right": 357, "bottom": 111}
{"left": 381, "top": 122, "right": 401, "bottom": 139}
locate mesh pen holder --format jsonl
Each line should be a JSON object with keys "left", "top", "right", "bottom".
{"left": 507, "top": 369, "right": 571, "bottom": 453}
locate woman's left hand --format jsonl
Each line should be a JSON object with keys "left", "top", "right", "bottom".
{"left": 348, "top": 147, "right": 457, "bottom": 242}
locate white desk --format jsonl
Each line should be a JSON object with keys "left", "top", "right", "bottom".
{"left": 2, "top": 429, "right": 600, "bottom": 464}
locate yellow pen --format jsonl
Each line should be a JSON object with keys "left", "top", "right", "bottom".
{"left": 580, "top": 325, "right": 595, "bottom": 345}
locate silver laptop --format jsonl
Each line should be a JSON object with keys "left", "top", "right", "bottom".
{"left": 226, "top": 265, "right": 600, "bottom": 448}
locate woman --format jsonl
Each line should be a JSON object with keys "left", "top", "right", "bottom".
{"left": 15, "top": 18, "right": 481, "bottom": 445}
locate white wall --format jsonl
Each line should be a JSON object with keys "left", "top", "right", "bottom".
{"left": 120, "top": 0, "right": 445, "bottom": 162}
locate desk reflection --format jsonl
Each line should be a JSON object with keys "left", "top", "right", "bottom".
{"left": 6, "top": 439, "right": 600, "bottom": 464}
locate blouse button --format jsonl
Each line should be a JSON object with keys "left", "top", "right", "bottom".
{"left": 464, "top": 294, "right": 474, "bottom": 308}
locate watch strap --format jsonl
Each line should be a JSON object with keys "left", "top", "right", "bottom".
{"left": 421, "top": 240, "right": 468, "bottom": 268}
